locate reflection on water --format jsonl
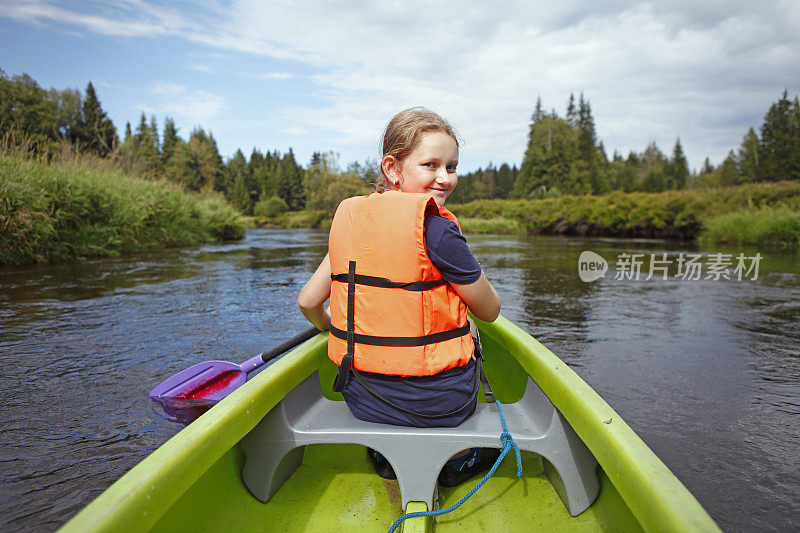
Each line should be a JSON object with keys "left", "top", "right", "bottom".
{"left": 0, "top": 229, "right": 797, "bottom": 531}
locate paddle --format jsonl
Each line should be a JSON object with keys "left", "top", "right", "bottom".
{"left": 149, "top": 326, "right": 320, "bottom": 407}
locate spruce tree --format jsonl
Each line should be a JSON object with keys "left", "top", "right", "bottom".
{"left": 533, "top": 97, "right": 544, "bottom": 123}
{"left": 759, "top": 90, "right": 800, "bottom": 181}
{"left": 670, "top": 138, "right": 690, "bottom": 189}
{"left": 135, "top": 112, "right": 159, "bottom": 174}
{"left": 484, "top": 164, "right": 497, "bottom": 199}
{"left": 566, "top": 93, "right": 577, "bottom": 127}
{"left": 514, "top": 115, "right": 578, "bottom": 197}
{"left": 166, "top": 142, "right": 202, "bottom": 190}
{"left": 577, "top": 94, "right": 597, "bottom": 164}
{"left": 161, "top": 117, "right": 180, "bottom": 167}
{"left": 148, "top": 115, "right": 162, "bottom": 173}
{"left": 736, "top": 128, "right": 759, "bottom": 183}
{"left": 494, "top": 163, "right": 514, "bottom": 199}
{"left": 280, "top": 149, "right": 306, "bottom": 210}
{"left": 77, "top": 81, "right": 118, "bottom": 155}
{"left": 185, "top": 128, "right": 224, "bottom": 192}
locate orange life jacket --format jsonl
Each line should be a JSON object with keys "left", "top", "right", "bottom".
{"left": 328, "top": 191, "right": 474, "bottom": 378}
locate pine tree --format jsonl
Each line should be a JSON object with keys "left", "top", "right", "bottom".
{"left": 736, "top": 128, "right": 759, "bottom": 183}
{"left": 184, "top": 128, "right": 224, "bottom": 192}
{"left": 148, "top": 115, "right": 162, "bottom": 173}
{"left": 77, "top": 82, "right": 118, "bottom": 155}
{"left": 288, "top": 149, "right": 306, "bottom": 209}
{"left": 532, "top": 96, "right": 544, "bottom": 123}
{"left": 229, "top": 172, "right": 252, "bottom": 214}
{"left": 718, "top": 152, "right": 740, "bottom": 186}
{"left": 669, "top": 138, "right": 690, "bottom": 189}
{"left": 566, "top": 93, "right": 577, "bottom": 127}
{"left": 135, "top": 112, "right": 159, "bottom": 174}
{"left": 161, "top": 117, "right": 180, "bottom": 167}
{"left": 577, "top": 94, "right": 597, "bottom": 164}
{"left": 494, "top": 163, "right": 514, "bottom": 199}
{"left": 514, "top": 115, "right": 578, "bottom": 197}
{"left": 759, "top": 90, "right": 800, "bottom": 181}
{"left": 166, "top": 142, "right": 202, "bottom": 190}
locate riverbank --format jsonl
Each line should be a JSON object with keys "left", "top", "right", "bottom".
{"left": 260, "top": 182, "right": 800, "bottom": 249}
{"left": 0, "top": 155, "right": 246, "bottom": 266}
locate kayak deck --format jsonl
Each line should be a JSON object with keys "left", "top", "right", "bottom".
{"left": 151, "top": 444, "right": 639, "bottom": 532}
{"left": 60, "top": 316, "right": 718, "bottom": 532}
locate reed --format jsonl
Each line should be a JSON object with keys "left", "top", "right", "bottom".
{"left": 700, "top": 207, "right": 800, "bottom": 250}
{"left": 1, "top": 155, "right": 245, "bottom": 266}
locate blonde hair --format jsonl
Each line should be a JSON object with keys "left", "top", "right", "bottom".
{"left": 374, "top": 107, "right": 460, "bottom": 192}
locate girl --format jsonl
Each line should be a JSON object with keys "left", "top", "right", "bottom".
{"left": 297, "top": 107, "right": 501, "bottom": 486}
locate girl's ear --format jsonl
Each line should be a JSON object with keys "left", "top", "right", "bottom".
{"left": 381, "top": 155, "right": 402, "bottom": 187}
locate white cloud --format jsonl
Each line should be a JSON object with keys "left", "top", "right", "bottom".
{"left": 140, "top": 82, "right": 227, "bottom": 124}
{"left": 3, "top": 0, "right": 799, "bottom": 169}
{"left": 282, "top": 126, "right": 309, "bottom": 136}
{"left": 150, "top": 82, "right": 186, "bottom": 96}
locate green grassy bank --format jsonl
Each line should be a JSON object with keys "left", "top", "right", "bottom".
{"left": 1, "top": 155, "right": 246, "bottom": 266}
{"left": 453, "top": 182, "right": 800, "bottom": 249}
{"left": 260, "top": 181, "right": 800, "bottom": 249}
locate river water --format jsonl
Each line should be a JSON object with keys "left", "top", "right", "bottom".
{"left": 0, "top": 229, "right": 798, "bottom": 532}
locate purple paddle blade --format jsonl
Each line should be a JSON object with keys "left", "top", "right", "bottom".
{"left": 148, "top": 327, "right": 318, "bottom": 409}
{"left": 149, "top": 360, "right": 247, "bottom": 406}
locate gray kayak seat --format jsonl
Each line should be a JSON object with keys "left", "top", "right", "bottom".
{"left": 241, "top": 371, "right": 599, "bottom": 516}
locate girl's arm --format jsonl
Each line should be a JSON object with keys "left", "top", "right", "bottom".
{"left": 451, "top": 272, "right": 501, "bottom": 323}
{"left": 297, "top": 253, "right": 332, "bottom": 331}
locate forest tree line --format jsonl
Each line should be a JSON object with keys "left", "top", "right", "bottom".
{"left": 2, "top": 68, "right": 799, "bottom": 216}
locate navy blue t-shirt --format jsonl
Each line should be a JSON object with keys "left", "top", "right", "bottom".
{"left": 341, "top": 215, "right": 482, "bottom": 428}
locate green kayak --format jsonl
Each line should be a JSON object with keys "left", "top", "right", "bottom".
{"left": 61, "top": 316, "right": 719, "bottom": 532}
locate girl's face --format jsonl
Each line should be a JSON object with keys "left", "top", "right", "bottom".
{"left": 384, "top": 130, "right": 459, "bottom": 206}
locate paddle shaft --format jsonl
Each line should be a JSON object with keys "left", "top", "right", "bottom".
{"left": 240, "top": 326, "right": 321, "bottom": 373}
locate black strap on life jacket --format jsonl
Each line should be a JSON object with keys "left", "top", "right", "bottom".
{"left": 332, "top": 261, "right": 357, "bottom": 393}
{"left": 331, "top": 260, "right": 496, "bottom": 416}
{"left": 329, "top": 263, "right": 468, "bottom": 350}
{"left": 348, "top": 332, "right": 495, "bottom": 419}
{"left": 331, "top": 273, "right": 445, "bottom": 291}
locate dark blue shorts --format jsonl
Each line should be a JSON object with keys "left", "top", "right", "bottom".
{"left": 341, "top": 358, "right": 477, "bottom": 428}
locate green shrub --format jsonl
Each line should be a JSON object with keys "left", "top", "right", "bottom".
{"left": 272, "top": 209, "right": 328, "bottom": 229}
{"left": 459, "top": 217, "right": 525, "bottom": 234}
{"left": 254, "top": 195, "right": 289, "bottom": 218}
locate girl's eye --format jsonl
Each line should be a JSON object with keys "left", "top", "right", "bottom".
{"left": 447, "top": 165, "right": 457, "bottom": 172}
{"left": 424, "top": 162, "right": 436, "bottom": 169}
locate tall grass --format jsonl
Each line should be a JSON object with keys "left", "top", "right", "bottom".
{"left": 458, "top": 217, "right": 526, "bottom": 234}
{"left": 1, "top": 155, "right": 245, "bottom": 266}
{"left": 700, "top": 208, "right": 800, "bottom": 250}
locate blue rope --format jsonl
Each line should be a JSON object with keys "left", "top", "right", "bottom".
{"left": 387, "top": 401, "right": 522, "bottom": 533}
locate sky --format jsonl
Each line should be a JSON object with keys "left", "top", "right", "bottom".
{"left": 1, "top": 0, "right": 799, "bottom": 173}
